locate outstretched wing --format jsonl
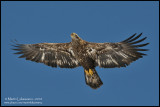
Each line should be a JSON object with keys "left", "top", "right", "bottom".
{"left": 86, "top": 33, "right": 149, "bottom": 68}
{"left": 12, "top": 42, "right": 80, "bottom": 68}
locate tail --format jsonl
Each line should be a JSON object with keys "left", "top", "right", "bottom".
{"left": 84, "top": 68, "right": 103, "bottom": 89}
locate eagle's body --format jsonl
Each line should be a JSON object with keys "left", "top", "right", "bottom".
{"left": 12, "top": 33, "right": 149, "bottom": 89}
{"left": 71, "top": 39, "right": 95, "bottom": 69}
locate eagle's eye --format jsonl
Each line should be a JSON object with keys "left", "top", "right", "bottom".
{"left": 75, "top": 35, "right": 79, "bottom": 38}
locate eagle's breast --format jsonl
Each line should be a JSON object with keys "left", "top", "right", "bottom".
{"left": 71, "top": 40, "right": 95, "bottom": 69}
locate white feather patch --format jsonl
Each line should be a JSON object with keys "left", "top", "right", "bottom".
{"left": 118, "top": 52, "right": 128, "bottom": 58}
{"left": 41, "top": 53, "right": 45, "bottom": 61}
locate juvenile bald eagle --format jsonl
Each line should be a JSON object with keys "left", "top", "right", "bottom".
{"left": 12, "top": 33, "right": 149, "bottom": 89}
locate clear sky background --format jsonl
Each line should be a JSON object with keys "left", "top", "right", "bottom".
{"left": 1, "top": 1, "right": 159, "bottom": 106}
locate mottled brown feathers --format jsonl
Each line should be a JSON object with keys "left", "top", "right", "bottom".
{"left": 12, "top": 42, "right": 80, "bottom": 68}
{"left": 12, "top": 33, "right": 149, "bottom": 89}
{"left": 12, "top": 33, "right": 149, "bottom": 69}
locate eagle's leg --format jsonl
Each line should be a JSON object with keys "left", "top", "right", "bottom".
{"left": 84, "top": 68, "right": 103, "bottom": 89}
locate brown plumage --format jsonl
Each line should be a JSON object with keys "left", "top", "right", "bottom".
{"left": 12, "top": 33, "right": 149, "bottom": 89}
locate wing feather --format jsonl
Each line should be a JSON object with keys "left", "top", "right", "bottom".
{"left": 86, "top": 33, "right": 149, "bottom": 68}
{"left": 12, "top": 42, "right": 80, "bottom": 68}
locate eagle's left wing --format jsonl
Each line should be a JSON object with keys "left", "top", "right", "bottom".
{"left": 86, "top": 33, "right": 149, "bottom": 68}
{"left": 12, "top": 42, "right": 80, "bottom": 68}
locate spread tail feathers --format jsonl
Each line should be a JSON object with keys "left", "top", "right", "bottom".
{"left": 84, "top": 68, "right": 103, "bottom": 89}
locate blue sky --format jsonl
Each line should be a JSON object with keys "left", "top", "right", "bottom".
{"left": 1, "top": 1, "right": 159, "bottom": 106}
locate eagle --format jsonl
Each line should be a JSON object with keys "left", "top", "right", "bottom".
{"left": 12, "top": 33, "right": 149, "bottom": 89}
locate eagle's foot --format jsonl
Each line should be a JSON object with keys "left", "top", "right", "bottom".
{"left": 85, "top": 69, "right": 93, "bottom": 76}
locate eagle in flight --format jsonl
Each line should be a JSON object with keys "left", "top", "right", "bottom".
{"left": 12, "top": 33, "right": 149, "bottom": 89}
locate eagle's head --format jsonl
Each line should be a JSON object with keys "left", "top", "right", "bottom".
{"left": 71, "top": 33, "right": 86, "bottom": 45}
{"left": 71, "top": 33, "right": 81, "bottom": 40}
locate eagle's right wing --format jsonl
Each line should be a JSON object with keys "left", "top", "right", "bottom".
{"left": 86, "top": 33, "right": 149, "bottom": 68}
{"left": 12, "top": 42, "right": 80, "bottom": 68}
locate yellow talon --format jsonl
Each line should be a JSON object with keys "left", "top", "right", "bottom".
{"left": 89, "top": 69, "right": 93, "bottom": 76}
{"left": 85, "top": 69, "right": 94, "bottom": 76}
{"left": 85, "top": 70, "right": 89, "bottom": 75}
